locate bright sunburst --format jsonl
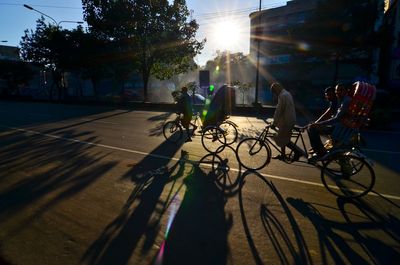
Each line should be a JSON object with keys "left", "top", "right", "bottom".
{"left": 212, "top": 19, "right": 240, "bottom": 51}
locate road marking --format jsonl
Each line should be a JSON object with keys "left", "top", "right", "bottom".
{"left": 2, "top": 124, "right": 400, "bottom": 201}
{"left": 78, "top": 118, "right": 118, "bottom": 125}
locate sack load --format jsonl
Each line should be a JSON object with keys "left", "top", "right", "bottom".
{"left": 341, "top": 81, "right": 376, "bottom": 128}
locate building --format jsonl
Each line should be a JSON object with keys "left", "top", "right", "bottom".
{"left": 249, "top": 0, "right": 380, "bottom": 105}
{"left": 380, "top": 0, "right": 400, "bottom": 91}
{"left": 0, "top": 45, "right": 20, "bottom": 61}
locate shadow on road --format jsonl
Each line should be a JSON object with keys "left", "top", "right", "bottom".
{"left": 81, "top": 136, "right": 189, "bottom": 265}
{"left": 287, "top": 196, "right": 400, "bottom": 264}
{"left": 238, "top": 171, "right": 312, "bottom": 265}
{"left": 158, "top": 160, "right": 232, "bottom": 265}
{"left": 0, "top": 128, "right": 118, "bottom": 248}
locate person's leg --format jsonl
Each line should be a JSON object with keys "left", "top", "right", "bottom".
{"left": 182, "top": 115, "right": 192, "bottom": 141}
{"left": 272, "top": 126, "right": 290, "bottom": 160}
{"left": 287, "top": 142, "right": 304, "bottom": 161}
{"left": 307, "top": 126, "right": 326, "bottom": 156}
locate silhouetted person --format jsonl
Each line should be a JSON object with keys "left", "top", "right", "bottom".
{"left": 177, "top": 86, "right": 196, "bottom": 142}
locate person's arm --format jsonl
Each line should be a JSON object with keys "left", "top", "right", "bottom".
{"left": 318, "top": 97, "right": 351, "bottom": 126}
{"left": 314, "top": 107, "right": 334, "bottom": 123}
{"left": 273, "top": 94, "right": 284, "bottom": 127}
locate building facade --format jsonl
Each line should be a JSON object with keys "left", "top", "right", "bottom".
{"left": 380, "top": 0, "right": 400, "bottom": 90}
{"left": 249, "top": 0, "right": 380, "bottom": 106}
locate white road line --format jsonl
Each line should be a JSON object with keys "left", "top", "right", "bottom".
{"left": 2, "top": 124, "right": 400, "bottom": 201}
{"left": 79, "top": 118, "right": 118, "bottom": 125}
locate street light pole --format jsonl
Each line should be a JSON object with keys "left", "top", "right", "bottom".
{"left": 23, "top": 4, "right": 57, "bottom": 25}
{"left": 254, "top": 0, "right": 262, "bottom": 107}
{"left": 24, "top": 5, "right": 83, "bottom": 28}
{"left": 57, "top": 21, "right": 84, "bottom": 27}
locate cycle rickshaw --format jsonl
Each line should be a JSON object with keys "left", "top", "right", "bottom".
{"left": 236, "top": 82, "right": 377, "bottom": 198}
{"left": 163, "top": 85, "right": 238, "bottom": 153}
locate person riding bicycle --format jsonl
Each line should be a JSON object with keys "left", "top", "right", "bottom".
{"left": 308, "top": 86, "right": 339, "bottom": 153}
{"left": 307, "top": 84, "right": 352, "bottom": 159}
{"left": 176, "top": 86, "right": 197, "bottom": 142}
{"left": 269, "top": 82, "right": 302, "bottom": 161}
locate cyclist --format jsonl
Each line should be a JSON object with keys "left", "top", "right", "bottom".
{"left": 270, "top": 82, "right": 302, "bottom": 161}
{"left": 314, "top": 86, "right": 339, "bottom": 123}
{"left": 176, "top": 86, "right": 197, "bottom": 142}
{"left": 308, "top": 86, "right": 338, "bottom": 153}
{"left": 307, "top": 84, "right": 351, "bottom": 159}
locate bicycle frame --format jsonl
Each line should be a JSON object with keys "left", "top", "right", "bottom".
{"left": 258, "top": 125, "right": 308, "bottom": 160}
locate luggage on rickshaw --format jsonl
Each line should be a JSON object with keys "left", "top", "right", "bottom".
{"left": 331, "top": 81, "right": 376, "bottom": 146}
{"left": 202, "top": 85, "right": 236, "bottom": 128}
{"left": 342, "top": 81, "right": 376, "bottom": 129}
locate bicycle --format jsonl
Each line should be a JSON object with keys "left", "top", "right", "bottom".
{"left": 162, "top": 112, "right": 239, "bottom": 154}
{"left": 235, "top": 122, "right": 375, "bottom": 198}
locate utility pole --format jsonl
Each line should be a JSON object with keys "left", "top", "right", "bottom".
{"left": 253, "top": 0, "right": 262, "bottom": 107}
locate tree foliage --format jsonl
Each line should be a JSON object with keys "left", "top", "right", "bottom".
{"left": 82, "top": 0, "right": 204, "bottom": 102}
{"left": 231, "top": 80, "right": 252, "bottom": 106}
{"left": 20, "top": 18, "right": 76, "bottom": 99}
{"left": 19, "top": 17, "right": 113, "bottom": 99}
{"left": 204, "top": 51, "right": 254, "bottom": 86}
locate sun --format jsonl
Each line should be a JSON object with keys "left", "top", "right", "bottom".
{"left": 212, "top": 19, "right": 240, "bottom": 51}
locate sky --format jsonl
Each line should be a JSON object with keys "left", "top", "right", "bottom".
{"left": 0, "top": 0, "right": 287, "bottom": 66}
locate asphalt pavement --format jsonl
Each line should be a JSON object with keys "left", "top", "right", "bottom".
{"left": 0, "top": 101, "right": 399, "bottom": 265}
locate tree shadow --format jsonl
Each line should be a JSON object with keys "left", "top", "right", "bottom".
{"left": 157, "top": 157, "right": 233, "bottom": 265}
{"left": 82, "top": 139, "right": 187, "bottom": 265}
{"left": 287, "top": 196, "right": 400, "bottom": 265}
{"left": 238, "top": 171, "right": 313, "bottom": 265}
{"left": 0, "top": 101, "right": 131, "bottom": 129}
{"left": 337, "top": 197, "right": 400, "bottom": 264}
{"left": 147, "top": 112, "right": 174, "bottom": 138}
{"left": 0, "top": 128, "right": 118, "bottom": 238}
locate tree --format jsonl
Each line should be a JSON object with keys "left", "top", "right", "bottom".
{"left": 231, "top": 81, "right": 252, "bottom": 106}
{"left": 68, "top": 29, "right": 113, "bottom": 98}
{"left": 291, "top": 0, "right": 383, "bottom": 84}
{"left": 20, "top": 18, "right": 77, "bottom": 99}
{"left": 204, "top": 51, "right": 253, "bottom": 86}
{"left": 82, "top": 0, "right": 204, "bottom": 102}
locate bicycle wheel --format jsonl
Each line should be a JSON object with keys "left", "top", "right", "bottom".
{"left": 163, "top": 121, "right": 183, "bottom": 143}
{"left": 321, "top": 154, "right": 375, "bottom": 198}
{"left": 219, "top": 121, "right": 238, "bottom": 145}
{"left": 236, "top": 138, "right": 271, "bottom": 170}
{"left": 201, "top": 126, "right": 226, "bottom": 153}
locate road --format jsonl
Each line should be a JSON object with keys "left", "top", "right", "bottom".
{"left": 0, "top": 101, "right": 399, "bottom": 265}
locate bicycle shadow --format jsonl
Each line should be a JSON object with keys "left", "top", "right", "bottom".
{"left": 156, "top": 159, "right": 233, "bottom": 265}
{"left": 238, "top": 171, "right": 313, "bottom": 265}
{"left": 287, "top": 196, "right": 400, "bottom": 264}
{"left": 82, "top": 141, "right": 189, "bottom": 265}
{"left": 198, "top": 145, "right": 242, "bottom": 198}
